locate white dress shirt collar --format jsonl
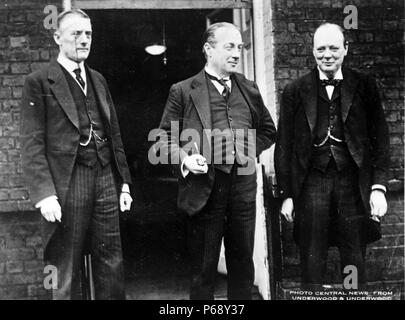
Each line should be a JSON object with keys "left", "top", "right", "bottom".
{"left": 57, "top": 53, "right": 87, "bottom": 94}
{"left": 204, "top": 65, "right": 231, "bottom": 81}
{"left": 204, "top": 65, "right": 232, "bottom": 94}
{"left": 318, "top": 67, "right": 343, "bottom": 100}
{"left": 318, "top": 66, "right": 343, "bottom": 80}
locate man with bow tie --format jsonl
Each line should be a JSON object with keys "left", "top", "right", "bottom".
{"left": 275, "top": 23, "right": 389, "bottom": 289}
{"left": 21, "top": 9, "right": 132, "bottom": 299}
{"left": 156, "top": 22, "right": 276, "bottom": 299}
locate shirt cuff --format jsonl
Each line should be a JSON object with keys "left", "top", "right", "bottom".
{"left": 121, "top": 183, "right": 130, "bottom": 193}
{"left": 371, "top": 184, "right": 387, "bottom": 193}
{"left": 180, "top": 157, "right": 190, "bottom": 178}
{"left": 35, "top": 195, "right": 58, "bottom": 209}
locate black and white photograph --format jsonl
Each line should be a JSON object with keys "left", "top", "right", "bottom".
{"left": 0, "top": 0, "right": 403, "bottom": 309}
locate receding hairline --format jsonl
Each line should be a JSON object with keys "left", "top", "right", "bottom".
{"left": 205, "top": 22, "right": 240, "bottom": 44}
{"left": 313, "top": 23, "right": 345, "bottom": 46}
{"left": 202, "top": 22, "right": 241, "bottom": 58}
{"left": 212, "top": 23, "right": 240, "bottom": 35}
{"left": 56, "top": 9, "right": 91, "bottom": 31}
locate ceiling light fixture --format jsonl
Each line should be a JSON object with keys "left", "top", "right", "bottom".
{"left": 145, "top": 18, "right": 167, "bottom": 65}
{"left": 145, "top": 44, "right": 166, "bottom": 56}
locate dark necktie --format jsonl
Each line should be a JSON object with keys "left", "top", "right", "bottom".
{"left": 320, "top": 79, "right": 342, "bottom": 87}
{"left": 73, "top": 68, "right": 85, "bottom": 90}
{"left": 206, "top": 72, "right": 231, "bottom": 101}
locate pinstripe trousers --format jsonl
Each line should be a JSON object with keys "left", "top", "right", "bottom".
{"left": 296, "top": 161, "right": 367, "bottom": 289}
{"left": 48, "top": 162, "right": 124, "bottom": 300}
{"left": 188, "top": 164, "right": 257, "bottom": 300}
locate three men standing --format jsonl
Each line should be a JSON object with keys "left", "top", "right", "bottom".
{"left": 20, "top": 8, "right": 390, "bottom": 299}
{"left": 21, "top": 10, "right": 132, "bottom": 299}
{"left": 275, "top": 23, "right": 389, "bottom": 289}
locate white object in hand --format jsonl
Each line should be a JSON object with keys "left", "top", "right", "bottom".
{"left": 120, "top": 192, "right": 133, "bottom": 212}
{"left": 280, "top": 197, "right": 294, "bottom": 222}
{"left": 369, "top": 189, "right": 387, "bottom": 218}
{"left": 184, "top": 154, "right": 208, "bottom": 175}
{"left": 38, "top": 197, "right": 62, "bottom": 223}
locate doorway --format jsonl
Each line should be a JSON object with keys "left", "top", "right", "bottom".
{"left": 86, "top": 9, "right": 241, "bottom": 299}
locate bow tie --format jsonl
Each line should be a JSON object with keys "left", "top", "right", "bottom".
{"left": 320, "top": 79, "right": 342, "bottom": 87}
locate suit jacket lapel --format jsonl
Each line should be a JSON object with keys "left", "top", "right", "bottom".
{"left": 48, "top": 60, "right": 79, "bottom": 131}
{"left": 190, "top": 69, "right": 211, "bottom": 130}
{"left": 86, "top": 65, "right": 111, "bottom": 124}
{"left": 301, "top": 69, "right": 318, "bottom": 136}
{"left": 341, "top": 67, "right": 358, "bottom": 124}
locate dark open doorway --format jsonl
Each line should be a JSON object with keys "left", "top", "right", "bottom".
{"left": 86, "top": 9, "right": 234, "bottom": 299}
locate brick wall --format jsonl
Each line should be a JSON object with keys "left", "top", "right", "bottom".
{"left": 0, "top": 0, "right": 403, "bottom": 300}
{"left": 0, "top": 212, "right": 49, "bottom": 299}
{"left": 270, "top": 0, "right": 404, "bottom": 290}
{"left": 0, "top": 0, "right": 60, "bottom": 299}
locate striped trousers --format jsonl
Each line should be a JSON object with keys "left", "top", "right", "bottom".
{"left": 188, "top": 164, "right": 257, "bottom": 300}
{"left": 296, "top": 160, "right": 367, "bottom": 289}
{"left": 48, "top": 162, "right": 124, "bottom": 300}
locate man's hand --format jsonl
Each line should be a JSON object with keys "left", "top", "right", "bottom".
{"left": 370, "top": 190, "right": 387, "bottom": 219}
{"left": 280, "top": 197, "right": 294, "bottom": 222}
{"left": 184, "top": 154, "right": 208, "bottom": 175}
{"left": 39, "top": 197, "right": 62, "bottom": 223}
{"left": 120, "top": 192, "right": 132, "bottom": 212}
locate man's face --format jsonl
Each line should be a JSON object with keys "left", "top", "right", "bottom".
{"left": 205, "top": 27, "right": 243, "bottom": 77}
{"left": 54, "top": 14, "right": 92, "bottom": 63}
{"left": 313, "top": 27, "right": 347, "bottom": 77}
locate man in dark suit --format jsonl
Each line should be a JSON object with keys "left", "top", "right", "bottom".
{"left": 275, "top": 23, "right": 389, "bottom": 289}
{"left": 155, "top": 22, "right": 276, "bottom": 299}
{"left": 21, "top": 9, "right": 132, "bottom": 299}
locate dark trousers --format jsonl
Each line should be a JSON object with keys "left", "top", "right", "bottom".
{"left": 48, "top": 162, "right": 124, "bottom": 300}
{"left": 296, "top": 161, "right": 367, "bottom": 289}
{"left": 188, "top": 165, "right": 257, "bottom": 300}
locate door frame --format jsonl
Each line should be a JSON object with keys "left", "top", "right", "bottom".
{"left": 70, "top": 0, "right": 252, "bottom": 10}
{"left": 63, "top": 0, "right": 280, "bottom": 300}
